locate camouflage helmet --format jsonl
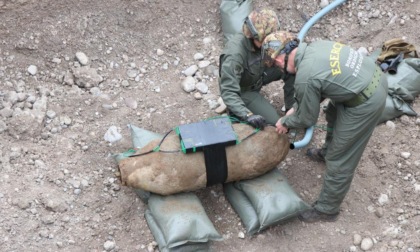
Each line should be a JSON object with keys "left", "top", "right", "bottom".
{"left": 262, "top": 31, "right": 299, "bottom": 67}
{"left": 242, "top": 8, "right": 280, "bottom": 43}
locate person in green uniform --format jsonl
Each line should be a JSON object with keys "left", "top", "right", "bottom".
{"left": 261, "top": 31, "right": 388, "bottom": 222}
{"left": 219, "top": 8, "right": 296, "bottom": 129}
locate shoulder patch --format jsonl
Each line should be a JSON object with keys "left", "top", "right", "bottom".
{"left": 234, "top": 65, "right": 243, "bottom": 76}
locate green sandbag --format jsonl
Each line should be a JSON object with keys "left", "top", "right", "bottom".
{"left": 220, "top": 0, "right": 253, "bottom": 44}
{"left": 378, "top": 58, "right": 420, "bottom": 123}
{"left": 144, "top": 193, "right": 223, "bottom": 252}
{"left": 386, "top": 58, "right": 420, "bottom": 98}
{"left": 116, "top": 125, "right": 222, "bottom": 251}
{"left": 223, "top": 169, "right": 310, "bottom": 235}
{"left": 378, "top": 95, "right": 417, "bottom": 124}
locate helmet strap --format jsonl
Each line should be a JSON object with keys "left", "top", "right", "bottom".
{"left": 283, "top": 53, "right": 290, "bottom": 79}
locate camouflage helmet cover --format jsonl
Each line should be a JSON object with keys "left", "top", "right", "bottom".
{"left": 242, "top": 8, "right": 280, "bottom": 43}
{"left": 262, "top": 31, "right": 298, "bottom": 67}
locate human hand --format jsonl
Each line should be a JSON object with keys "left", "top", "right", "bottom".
{"left": 245, "top": 114, "right": 266, "bottom": 130}
{"left": 285, "top": 107, "right": 295, "bottom": 116}
{"left": 275, "top": 118, "right": 288, "bottom": 134}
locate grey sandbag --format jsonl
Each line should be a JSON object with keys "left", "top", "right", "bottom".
{"left": 223, "top": 169, "right": 310, "bottom": 235}
{"left": 378, "top": 95, "right": 417, "bottom": 124}
{"left": 220, "top": 0, "right": 253, "bottom": 44}
{"left": 378, "top": 58, "right": 420, "bottom": 123}
{"left": 129, "top": 124, "right": 163, "bottom": 149}
{"left": 386, "top": 58, "right": 420, "bottom": 98}
{"left": 144, "top": 193, "right": 223, "bottom": 252}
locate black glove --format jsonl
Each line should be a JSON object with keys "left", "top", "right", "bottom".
{"left": 245, "top": 114, "right": 266, "bottom": 129}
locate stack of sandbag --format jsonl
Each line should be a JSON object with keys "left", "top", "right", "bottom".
{"left": 374, "top": 38, "right": 420, "bottom": 123}
{"left": 378, "top": 58, "right": 420, "bottom": 123}
{"left": 115, "top": 124, "right": 223, "bottom": 252}
{"left": 224, "top": 168, "right": 310, "bottom": 235}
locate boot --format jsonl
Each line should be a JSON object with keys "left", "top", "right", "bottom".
{"left": 298, "top": 208, "right": 338, "bottom": 223}
{"left": 306, "top": 148, "right": 325, "bottom": 162}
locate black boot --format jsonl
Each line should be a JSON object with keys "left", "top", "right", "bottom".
{"left": 306, "top": 148, "right": 325, "bottom": 162}
{"left": 298, "top": 208, "right": 338, "bottom": 223}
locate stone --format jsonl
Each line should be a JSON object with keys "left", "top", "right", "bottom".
{"left": 361, "top": 237, "right": 374, "bottom": 251}
{"left": 75, "top": 52, "right": 89, "bottom": 65}
{"left": 104, "top": 126, "right": 122, "bottom": 143}
{"left": 28, "top": 65, "right": 37, "bottom": 75}
{"left": 181, "top": 76, "right": 196, "bottom": 93}
{"left": 353, "top": 233, "right": 362, "bottom": 245}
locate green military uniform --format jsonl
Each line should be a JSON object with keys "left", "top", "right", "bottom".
{"left": 280, "top": 41, "right": 388, "bottom": 214}
{"left": 219, "top": 33, "right": 295, "bottom": 124}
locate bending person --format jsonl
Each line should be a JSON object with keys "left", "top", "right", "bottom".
{"left": 261, "top": 31, "right": 387, "bottom": 222}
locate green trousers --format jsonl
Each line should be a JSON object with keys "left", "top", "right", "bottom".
{"left": 315, "top": 75, "right": 388, "bottom": 214}
{"left": 240, "top": 74, "right": 296, "bottom": 125}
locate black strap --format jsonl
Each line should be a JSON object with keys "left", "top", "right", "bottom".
{"left": 203, "top": 144, "right": 228, "bottom": 186}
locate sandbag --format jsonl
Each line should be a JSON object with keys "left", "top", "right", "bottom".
{"left": 378, "top": 95, "right": 417, "bottom": 124}
{"left": 224, "top": 169, "right": 310, "bottom": 235}
{"left": 386, "top": 58, "right": 420, "bottom": 98}
{"left": 118, "top": 124, "right": 289, "bottom": 195}
{"left": 378, "top": 58, "right": 420, "bottom": 123}
{"left": 145, "top": 193, "right": 222, "bottom": 252}
{"left": 220, "top": 0, "right": 253, "bottom": 44}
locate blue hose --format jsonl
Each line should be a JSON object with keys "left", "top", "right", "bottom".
{"left": 290, "top": 0, "right": 347, "bottom": 149}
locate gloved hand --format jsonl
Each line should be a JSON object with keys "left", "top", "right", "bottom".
{"left": 245, "top": 114, "right": 266, "bottom": 129}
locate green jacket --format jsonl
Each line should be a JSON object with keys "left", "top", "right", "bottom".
{"left": 281, "top": 41, "right": 380, "bottom": 128}
{"left": 219, "top": 33, "right": 281, "bottom": 118}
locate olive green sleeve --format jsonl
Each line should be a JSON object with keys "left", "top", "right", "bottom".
{"left": 281, "top": 80, "right": 321, "bottom": 129}
{"left": 219, "top": 54, "right": 250, "bottom": 118}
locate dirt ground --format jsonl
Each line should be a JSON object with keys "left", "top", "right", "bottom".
{"left": 1, "top": 0, "right": 420, "bottom": 251}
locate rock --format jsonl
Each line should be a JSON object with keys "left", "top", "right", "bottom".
{"left": 378, "top": 194, "right": 389, "bottom": 205}
{"left": 8, "top": 108, "right": 45, "bottom": 140}
{"left": 104, "top": 126, "right": 122, "bottom": 143}
{"left": 75, "top": 52, "right": 89, "bottom": 65}
{"left": 104, "top": 240, "right": 116, "bottom": 251}
{"left": 193, "top": 92, "right": 202, "bottom": 100}
{"left": 126, "top": 69, "right": 138, "bottom": 78}
{"left": 181, "top": 76, "right": 196, "bottom": 93}
{"left": 198, "top": 60, "right": 211, "bottom": 68}
{"left": 375, "top": 207, "right": 384, "bottom": 218}
{"left": 156, "top": 49, "right": 164, "bottom": 56}
{"left": 320, "top": 0, "right": 329, "bottom": 8}
{"left": 194, "top": 53, "right": 204, "bottom": 60}
{"left": 27, "top": 65, "right": 38, "bottom": 75}
{"left": 385, "top": 121, "right": 395, "bottom": 129}
{"left": 72, "top": 66, "right": 103, "bottom": 88}
{"left": 361, "top": 237, "right": 374, "bottom": 251}
{"left": 353, "top": 233, "right": 362, "bottom": 245}
{"left": 400, "top": 152, "right": 411, "bottom": 159}
{"left": 124, "top": 97, "right": 138, "bottom": 109}
{"left": 215, "top": 103, "right": 227, "bottom": 114}
{"left": 196, "top": 81, "right": 209, "bottom": 94}
{"left": 182, "top": 65, "right": 198, "bottom": 76}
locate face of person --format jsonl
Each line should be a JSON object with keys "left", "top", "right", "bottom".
{"left": 274, "top": 55, "right": 285, "bottom": 70}
{"left": 274, "top": 53, "right": 296, "bottom": 74}
{"left": 253, "top": 39, "right": 262, "bottom": 49}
